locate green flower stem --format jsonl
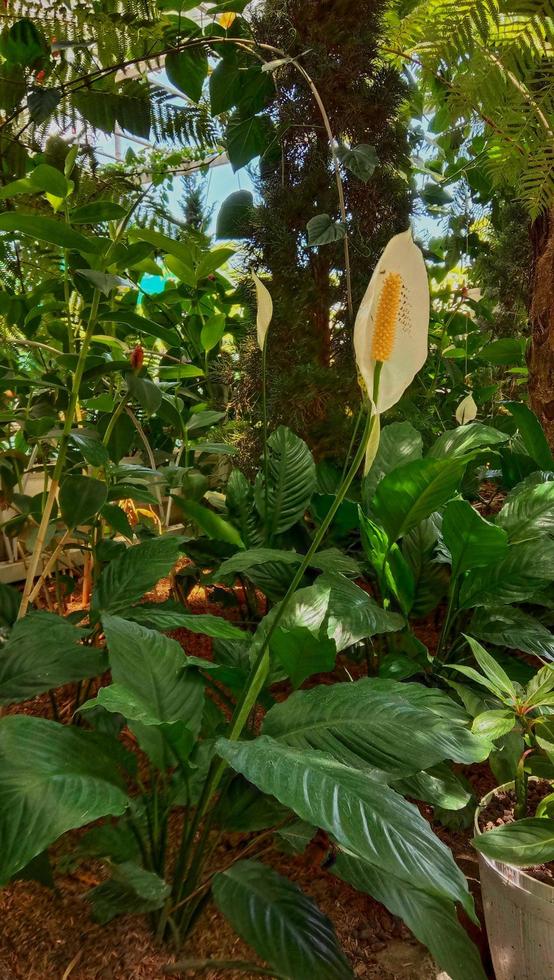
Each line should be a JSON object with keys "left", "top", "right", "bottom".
{"left": 173, "top": 365, "right": 383, "bottom": 916}
{"left": 262, "top": 340, "right": 270, "bottom": 542}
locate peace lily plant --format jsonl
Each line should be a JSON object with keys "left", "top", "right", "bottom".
{"left": 0, "top": 224, "right": 493, "bottom": 980}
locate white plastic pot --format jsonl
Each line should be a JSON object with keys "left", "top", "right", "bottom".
{"left": 475, "top": 781, "right": 554, "bottom": 980}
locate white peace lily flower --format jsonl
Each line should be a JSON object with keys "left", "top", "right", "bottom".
{"left": 252, "top": 271, "right": 273, "bottom": 351}
{"left": 353, "top": 228, "right": 430, "bottom": 413}
{"left": 456, "top": 392, "right": 478, "bottom": 425}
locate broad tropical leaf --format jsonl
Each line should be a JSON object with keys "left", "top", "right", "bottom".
{"left": 262, "top": 678, "right": 489, "bottom": 776}
{"left": 217, "top": 736, "right": 473, "bottom": 912}
{"left": 334, "top": 853, "right": 486, "bottom": 980}
{"left": 496, "top": 482, "right": 554, "bottom": 543}
{"left": 0, "top": 612, "right": 106, "bottom": 705}
{"left": 471, "top": 606, "right": 554, "bottom": 661}
{"left": 442, "top": 499, "right": 508, "bottom": 577}
{"left": 87, "top": 861, "right": 169, "bottom": 924}
{"left": 254, "top": 426, "right": 316, "bottom": 537}
{"left": 474, "top": 818, "right": 554, "bottom": 866}
{"left": 362, "top": 421, "right": 423, "bottom": 511}
{"left": 252, "top": 572, "right": 404, "bottom": 659}
{"left": 373, "top": 457, "right": 467, "bottom": 542}
{"left": 428, "top": 423, "right": 508, "bottom": 459}
{"left": 212, "top": 860, "right": 353, "bottom": 980}
{"left": 0, "top": 715, "right": 128, "bottom": 884}
{"left": 120, "top": 603, "right": 246, "bottom": 640}
{"left": 91, "top": 536, "right": 181, "bottom": 616}
{"left": 459, "top": 539, "right": 554, "bottom": 607}
{"left": 94, "top": 616, "right": 204, "bottom": 765}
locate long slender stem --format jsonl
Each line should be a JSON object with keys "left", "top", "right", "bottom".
{"left": 180, "top": 381, "right": 381, "bottom": 892}
{"left": 261, "top": 341, "right": 270, "bottom": 542}
{"left": 18, "top": 291, "right": 101, "bottom": 618}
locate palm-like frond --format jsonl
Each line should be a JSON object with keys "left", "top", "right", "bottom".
{"left": 387, "top": 0, "right": 554, "bottom": 216}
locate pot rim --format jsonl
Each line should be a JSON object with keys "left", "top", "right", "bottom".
{"left": 475, "top": 776, "right": 554, "bottom": 894}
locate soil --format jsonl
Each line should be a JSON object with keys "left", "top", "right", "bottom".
{"left": 477, "top": 779, "right": 554, "bottom": 884}
{"left": 0, "top": 571, "right": 497, "bottom": 980}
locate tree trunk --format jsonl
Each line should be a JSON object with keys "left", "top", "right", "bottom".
{"left": 528, "top": 208, "right": 554, "bottom": 447}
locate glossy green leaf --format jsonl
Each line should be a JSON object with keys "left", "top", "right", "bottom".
{"left": 262, "top": 677, "right": 489, "bottom": 776}
{"left": 93, "top": 615, "right": 204, "bottom": 764}
{"left": 216, "top": 189, "right": 254, "bottom": 239}
{"left": 166, "top": 48, "right": 208, "bottom": 103}
{"left": 59, "top": 474, "right": 107, "bottom": 528}
{"left": 226, "top": 112, "right": 273, "bottom": 171}
{"left": 87, "top": 861, "right": 169, "bottom": 924}
{"left": 506, "top": 402, "right": 553, "bottom": 469}
{"left": 254, "top": 426, "right": 316, "bottom": 537}
{"left": 0, "top": 715, "right": 128, "bottom": 884}
{"left": 442, "top": 499, "right": 508, "bottom": 577}
{"left": 69, "top": 201, "right": 126, "bottom": 224}
{"left": 29, "top": 164, "right": 70, "bottom": 198}
{"left": 200, "top": 313, "right": 226, "bottom": 351}
{"left": 271, "top": 627, "right": 337, "bottom": 688}
{"left": 120, "top": 603, "right": 247, "bottom": 640}
{"left": 474, "top": 818, "right": 554, "bottom": 866}
{"left": 175, "top": 498, "right": 244, "bottom": 548}
{"left": 307, "top": 213, "right": 346, "bottom": 246}
{"left": 373, "top": 457, "right": 467, "bottom": 542}
{"left": 471, "top": 606, "right": 554, "bottom": 660}
{"left": 496, "top": 481, "right": 554, "bottom": 543}
{"left": 472, "top": 710, "right": 515, "bottom": 739}
{"left": 459, "top": 539, "right": 554, "bottom": 607}
{"left": 428, "top": 423, "right": 508, "bottom": 459}
{"left": 217, "top": 736, "right": 473, "bottom": 911}
{"left": 0, "top": 611, "right": 106, "bottom": 705}
{"left": 212, "top": 860, "right": 353, "bottom": 980}
{"left": 362, "top": 421, "right": 423, "bottom": 512}
{"left": 91, "top": 536, "right": 181, "bottom": 615}
{"left": 337, "top": 143, "right": 378, "bottom": 182}
{"left": 334, "top": 853, "right": 486, "bottom": 980}
{"left": 0, "top": 214, "right": 102, "bottom": 253}
{"left": 252, "top": 572, "right": 404, "bottom": 657}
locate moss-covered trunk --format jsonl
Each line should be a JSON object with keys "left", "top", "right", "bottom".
{"left": 528, "top": 209, "right": 554, "bottom": 447}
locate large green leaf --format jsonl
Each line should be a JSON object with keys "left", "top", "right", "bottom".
{"left": 91, "top": 536, "right": 181, "bottom": 616}
{"left": 60, "top": 474, "right": 107, "bottom": 528}
{"left": 0, "top": 214, "right": 102, "bottom": 254}
{"left": 216, "top": 190, "right": 254, "bottom": 239}
{"left": 166, "top": 48, "right": 208, "bottom": 103}
{"left": 334, "top": 853, "right": 486, "bottom": 980}
{"left": 0, "top": 612, "right": 106, "bottom": 705}
{"left": 506, "top": 402, "right": 553, "bottom": 470}
{"left": 212, "top": 860, "right": 353, "bottom": 980}
{"left": 471, "top": 606, "right": 554, "bottom": 660}
{"left": 459, "top": 539, "right": 554, "bottom": 607}
{"left": 442, "top": 499, "right": 508, "bottom": 577}
{"left": 0, "top": 715, "right": 128, "bottom": 883}
{"left": 428, "top": 423, "right": 508, "bottom": 459}
{"left": 252, "top": 572, "right": 404, "bottom": 659}
{"left": 402, "top": 517, "right": 448, "bottom": 616}
{"left": 496, "top": 481, "right": 554, "bottom": 542}
{"left": 226, "top": 112, "right": 273, "bottom": 171}
{"left": 271, "top": 627, "right": 337, "bottom": 688}
{"left": 87, "top": 861, "right": 169, "bottom": 924}
{"left": 94, "top": 615, "right": 204, "bottom": 764}
{"left": 254, "top": 427, "right": 316, "bottom": 537}
{"left": 474, "top": 818, "right": 554, "bottom": 866}
{"left": 262, "top": 678, "right": 489, "bottom": 776}
{"left": 362, "top": 421, "right": 422, "bottom": 511}
{"left": 175, "top": 497, "right": 244, "bottom": 548}
{"left": 98, "top": 309, "right": 179, "bottom": 347}
{"left": 217, "top": 736, "right": 473, "bottom": 912}
{"left": 120, "top": 603, "right": 247, "bottom": 640}
{"left": 373, "top": 457, "right": 467, "bottom": 542}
